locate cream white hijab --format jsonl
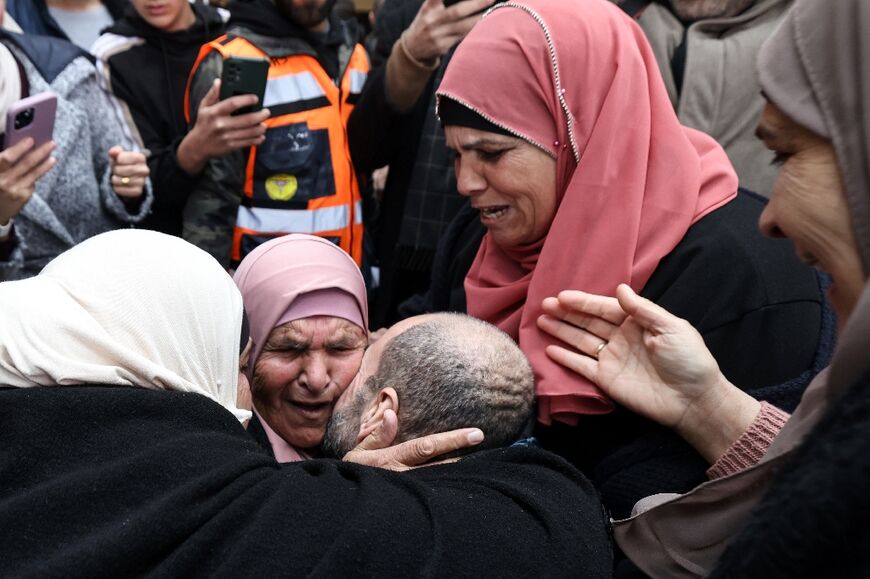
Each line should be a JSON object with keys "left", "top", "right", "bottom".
{"left": 0, "top": 229, "right": 251, "bottom": 423}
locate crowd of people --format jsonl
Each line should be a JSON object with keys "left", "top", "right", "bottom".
{"left": 0, "top": 0, "right": 868, "bottom": 576}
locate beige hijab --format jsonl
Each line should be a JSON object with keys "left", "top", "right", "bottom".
{"left": 612, "top": 0, "right": 870, "bottom": 575}
{"left": 0, "top": 230, "right": 251, "bottom": 423}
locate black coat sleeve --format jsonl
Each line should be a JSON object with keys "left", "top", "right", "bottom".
{"left": 346, "top": 0, "right": 426, "bottom": 173}
{"left": 0, "top": 387, "right": 614, "bottom": 578}
{"left": 108, "top": 65, "right": 200, "bottom": 212}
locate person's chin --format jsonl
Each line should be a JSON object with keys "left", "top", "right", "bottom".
{"left": 281, "top": 423, "right": 325, "bottom": 450}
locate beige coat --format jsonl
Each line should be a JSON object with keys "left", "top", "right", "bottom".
{"left": 636, "top": 0, "right": 791, "bottom": 196}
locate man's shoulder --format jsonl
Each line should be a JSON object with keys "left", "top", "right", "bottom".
{"left": 413, "top": 446, "right": 589, "bottom": 484}
{"left": 1, "top": 30, "right": 93, "bottom": 84}
{"left": 91, "top": 32, "right": 146, "bottom": 66}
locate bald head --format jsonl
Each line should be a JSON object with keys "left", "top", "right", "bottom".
{"left": 322, "top": 313, "right": 535, "bottom": 458}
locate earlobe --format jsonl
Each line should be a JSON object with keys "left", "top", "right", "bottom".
{"left": 356, "top": 388, "right": 399, "bottom": 444}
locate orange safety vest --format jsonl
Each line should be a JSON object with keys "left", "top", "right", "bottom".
{"left": 186, "top": 34, "right": 368, "bottom": 266}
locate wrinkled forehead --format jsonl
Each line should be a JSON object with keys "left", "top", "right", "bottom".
{"left": 268, "top": 315, "right": 366, "bottom": 345}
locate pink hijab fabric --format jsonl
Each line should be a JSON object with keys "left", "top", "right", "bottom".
{"left": 233, "top": 235, "right": 368, "bottom": 461}
{"left": 233, "top": 234, "right": 369, "bottom": 375}
{"left": 437, "top": 0, "right": 738, "bottom": 425}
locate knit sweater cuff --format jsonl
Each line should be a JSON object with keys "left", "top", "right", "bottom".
{"left": 706, "top": 401, "right": 790, "bottom": 480}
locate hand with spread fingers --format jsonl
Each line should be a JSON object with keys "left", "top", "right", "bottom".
{"left": 0, "top": 138, "right": 56, "bottom": 227}
{"left": 537, "top": 284, "right": 760, "bottom": 462}
{"left": 108, "top": 146, "right": 150, "bottom": 199}
{"left": 343, "top": 408, "right": 484, "bottom": 470}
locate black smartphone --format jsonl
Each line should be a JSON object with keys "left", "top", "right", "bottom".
{"left": 220, "top": 56, "right": 269, "bottom": 116}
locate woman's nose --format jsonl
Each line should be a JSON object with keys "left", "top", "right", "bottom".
{"left": 758, "top": 203, "right": 785, "bottom": 239}
{"left": 298, "top": 353, "right": 330, "bottom": 394}
{"left": 455, "top": 158, "right": 486, "bottom": 197}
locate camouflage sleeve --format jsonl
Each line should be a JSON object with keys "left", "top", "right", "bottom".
{"left": 181, "top": 51, "right": 242, "bottom": 268}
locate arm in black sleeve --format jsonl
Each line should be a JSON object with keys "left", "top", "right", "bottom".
{"left": 109, "top": 70, "right": 201, "bottom": 212}
{"left": 241, "top": 447, "right": 615, "bottom": 577}
{"left": 347, "top": 0, "right": 428, "bottom": 172}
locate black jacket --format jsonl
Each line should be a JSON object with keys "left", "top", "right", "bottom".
{"left": 0, "top": 385, "right": 613, "bottom": 577}
{"left": 95, "top": 5, "right": 228, "bottom": 236}
{"left": 409, "top": 192, "right": 831, "bottom": 518}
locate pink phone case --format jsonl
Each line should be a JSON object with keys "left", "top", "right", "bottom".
{"left": 3, "top": 91, "right": 57, "bottom": 150}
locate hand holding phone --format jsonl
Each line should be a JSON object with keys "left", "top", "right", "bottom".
{"left": 3, "top": 91, "right": 57, "bottom": 151}
{"left": 401, "top": 0, "right": 496, "bottom": 64}
{"left": 177, "top": 76, "right": 271, "bottom": 176}
{"left": 0, "top": 92, "right": 58, "bottom": 224}
{"left": 0, "top": 138, "right": 56, "bottom": 225}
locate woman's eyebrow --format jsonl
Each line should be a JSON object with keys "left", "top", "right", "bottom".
{"left": 460, "top": 137, "right": 512, "bottom": 150}
{"left": 328, "top": 330, "right": 367, "bottom": 348}
{"left": 265, "top": 333, "right": 309, "bottom": 350}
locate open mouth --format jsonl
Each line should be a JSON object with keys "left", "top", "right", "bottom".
{"left": 479, "top": 206, "right": 509, "bottom": 220}
{"left": 289, "top": 400, "right": 331, "bottom": 420}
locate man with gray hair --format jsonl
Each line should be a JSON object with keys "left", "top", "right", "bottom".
{"left": 322, "top": 312, "right": 535, "bottom": 459}
{"left": 619, "top": 0, "right": 790, "bottom": 196}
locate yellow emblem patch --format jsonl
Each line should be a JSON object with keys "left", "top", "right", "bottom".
{"left": 265, "top": 174, "right": 298, "bottom": 201}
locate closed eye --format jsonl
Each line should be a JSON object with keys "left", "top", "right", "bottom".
{"left": 478, "top": 149, "right": 506, "bottom": 162}
{"left": 770, "top": 152, "right": 791, "bottom": 167}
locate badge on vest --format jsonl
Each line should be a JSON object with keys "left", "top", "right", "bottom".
{"left": 265, "top": 174, "right": 298, "bottom": 201}
{"left": 252, "top": 122, "right": 335, "bottom": 208}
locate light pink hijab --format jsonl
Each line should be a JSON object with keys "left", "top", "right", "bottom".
{"left": 437, "top": 0, "right": 738, "bottom": 425}
{"left": 233, "top": 234, "right": 368, "bottom": 373}
{"left": 233, "top": 235, "right": 368, "bottom": 461}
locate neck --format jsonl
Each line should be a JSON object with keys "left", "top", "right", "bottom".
{"left": 309, "top": 19, "right": 329, "bottom": 34}
{"left": 46, "top": 0, "right": 102, "bottom": 11}
{"left": 167, "top": 5, "right": 197, "bottom": 32}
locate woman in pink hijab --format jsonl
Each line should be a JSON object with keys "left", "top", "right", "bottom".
{"left": 436, "top": 0, "right": 829, "bottom": 517}
{"left": 233, "top": 234, "right": 369, "bottom": 462}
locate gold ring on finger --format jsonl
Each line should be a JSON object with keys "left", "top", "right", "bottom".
{"left": 594, "top": 342, "right": 607, "bottom": 358}
{"left": 120, "top": 176, "right": 130, "bottom": 185}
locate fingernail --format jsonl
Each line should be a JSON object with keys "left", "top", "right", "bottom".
{"left": 468, "top": 429, "right": 484, "bottom": 444}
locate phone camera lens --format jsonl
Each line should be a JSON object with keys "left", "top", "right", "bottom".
{"left": 14, "top": 108, "right": 34, "bottom": 130}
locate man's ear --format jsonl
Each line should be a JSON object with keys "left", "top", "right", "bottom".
{"left": 356, "top": 387, "right": 399, "bottom": 444}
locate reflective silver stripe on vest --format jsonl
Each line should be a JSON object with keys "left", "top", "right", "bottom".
{"left": 237, "top": 204, "right": 351, "bottom": 234}
{"left": 263, "top": 71, "right": 325, "bottom": 107}
{"left": 353, "top": 200, "right": 363, "bottom": 224}
{"left": 348, "top": 70, "right": 367, "bottom": 94}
